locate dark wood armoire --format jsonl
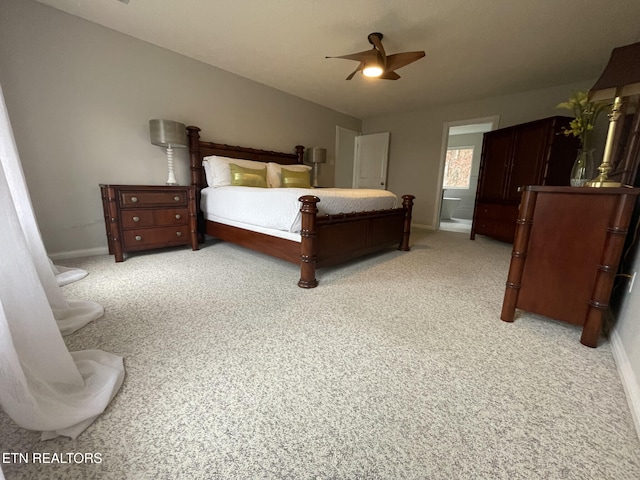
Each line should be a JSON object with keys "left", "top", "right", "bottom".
{"left": 470, "top": 116, "right": 579, "bottom": 243}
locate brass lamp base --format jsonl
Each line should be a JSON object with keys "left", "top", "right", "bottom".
{"left": 585, "top": 175, "right": 621, "bottom": 188}
{"left": 583, "top": 95, "right": 624, "bottom": 188}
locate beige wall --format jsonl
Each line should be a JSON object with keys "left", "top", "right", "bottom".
{"left": 616, "top": 250, "right": 640, "bottom": 405}
{"left": 0, "top": 0, "right": 360, "bottom": 254}
{"left": 613, "top": 214, "right": 640, "bottom": 434}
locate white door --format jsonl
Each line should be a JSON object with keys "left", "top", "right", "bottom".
{"left": 353, "top": 132, "right": 390, "bottom": 189}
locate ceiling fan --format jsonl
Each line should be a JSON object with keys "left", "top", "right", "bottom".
{"left": 327, "top": 32, "right": 425, "bottom": 80}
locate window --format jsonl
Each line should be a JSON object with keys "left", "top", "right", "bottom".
{"left": 443, "top": 147, "right": 473, "bottom": 189}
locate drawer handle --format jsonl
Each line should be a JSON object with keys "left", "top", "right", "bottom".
{"left": 132, "top": 216, "right": 140, "bottom": 222}
{"left": 175, "top": 214, "right": 181, "bottom": 220}
{"left": 135, "top": 235, "right": 142, "bottom": 241}
{"left": 131, "top": 196, "right": 138, "bottom": 203}
{"left": 174, "top": 196, "right": 180, "bottom": 202}
{"left": 176, "top": 231, "right": 182, "bottom": 237}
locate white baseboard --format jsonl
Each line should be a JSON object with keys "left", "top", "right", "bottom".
{"left": 610, "top": 330, "right": 640, "bottom": 440}
{"left": 48, "top": 246, "right": 109, "bottom": 261}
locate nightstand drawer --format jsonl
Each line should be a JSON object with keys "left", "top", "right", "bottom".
{"left": 121, "top": 208, "right": 189, "bottom": 229}
{"left": 122, "top": 225, "right": 191, "bottom": 249}
{"left": 119, "top": 190, "right": 187, "bottom": 208}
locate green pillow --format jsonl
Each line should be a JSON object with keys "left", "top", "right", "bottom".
{"left": 229, "top": 163, "right": 267, "bottom": 188}
{"left": 281, "top": 167, "right": 311, "bottom": 188}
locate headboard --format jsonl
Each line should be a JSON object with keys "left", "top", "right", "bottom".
{"left": 186, "top": 125, "right": 305, "bottom": 192}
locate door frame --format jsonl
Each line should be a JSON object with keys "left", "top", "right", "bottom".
{"left": 335, "top": 126, "right": 360, "bottom": 188}
{"left": 434, "top": 115, "right": 500, "bottom": 229}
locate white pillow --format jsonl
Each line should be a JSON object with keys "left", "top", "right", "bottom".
{"left": 203, "top": 155, "right": 267, "bottom": 187}
{"left": 266, "top": 162, "right": 312, "bottom": 188}
{"left": 202, "top": 160, "right": 214, "bottom": 187}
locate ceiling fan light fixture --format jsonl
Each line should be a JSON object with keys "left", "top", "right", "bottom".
{"left": 327, "top": 32, "right": 425, "bottom": 81}
{"left": 362, "top": 64, "right": 383, "bottom": 77}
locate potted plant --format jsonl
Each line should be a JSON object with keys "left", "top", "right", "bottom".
{"left": 556, "top": 91, "right": 609, "bottom": 186}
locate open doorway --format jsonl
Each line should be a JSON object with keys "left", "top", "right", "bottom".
{"left": 435, "top": 116, "right": 499, "bottom": 234}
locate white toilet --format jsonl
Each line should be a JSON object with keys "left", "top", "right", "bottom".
{"left": 440, "top": 197, "right": 461, "bottom": 220}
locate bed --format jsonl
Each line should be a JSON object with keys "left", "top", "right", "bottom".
{"left": 187, "top": 126, "right": 414, "bottom": 288}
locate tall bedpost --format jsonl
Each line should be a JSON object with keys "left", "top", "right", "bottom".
{"left": 298, "top": 195, "right": 320, "bottom": 288}
{"left": 399, "top": 194, "right": 415, "bottom": 251}
{"left": 295, "top": 145, "right": 305, "bottom": 165}
{"left": 186, "top": 126, "right": 202, "bottom": 189}
{"left": 186, "top": 126, "right": 205, "bottom": 242}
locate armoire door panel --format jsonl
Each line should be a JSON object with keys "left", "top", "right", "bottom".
{"left": 507, "top": 121, "right": 551, "bottom": 202}
{"left": 477, "top": 128, "right": 513, "bottom": 200}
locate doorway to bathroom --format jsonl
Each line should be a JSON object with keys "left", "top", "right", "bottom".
{"left": 436, "top": 116, "right": 499, "bottom": 234}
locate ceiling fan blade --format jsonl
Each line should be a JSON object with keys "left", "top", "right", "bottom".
{"left": 346, "top": 63, "right": 364, "bottom": 80}
{"left": 326, "top": 49, "right": 379, "bottom": 64}
{"left": 380, "top": 70, "right": 401, "bottom": 80}
{"left": 385, "top": 51, "right": 425, "bottom": 72}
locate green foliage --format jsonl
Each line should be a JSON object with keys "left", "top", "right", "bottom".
{"left": 556, "top": 90, "right": 610, "bottom": 150}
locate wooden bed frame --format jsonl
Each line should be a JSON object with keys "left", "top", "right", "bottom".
{"left": 187, "top": 126, "right": 414, "bottom": 288}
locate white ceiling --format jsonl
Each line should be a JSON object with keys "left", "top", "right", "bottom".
{"left": 34, "top": 0, "right": 640, "bottom": 119}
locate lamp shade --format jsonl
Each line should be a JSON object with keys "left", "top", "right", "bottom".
{"left": 309, "top": 147, "right": 327, "bottom": 164}
{"left": 149, "top": 119, "right": 187, "bottom": 148}
{"left": 589, "top": 42, "right": 640, "bottom": 101}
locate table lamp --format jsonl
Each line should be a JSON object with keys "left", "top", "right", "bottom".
{"left": 586, "top": 42, "right": 640, "bottom": 187}
{"left": 149, "top": 119, "right": 187, "bottom": 185}
{"left": 309, "top": 147, "right": 327, "bottom": 187}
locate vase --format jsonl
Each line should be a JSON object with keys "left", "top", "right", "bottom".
{"left": 569, "top": 149, "right": 596, "bottom": 187}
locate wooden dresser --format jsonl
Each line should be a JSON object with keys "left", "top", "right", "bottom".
{"left": 100, "top": 184, "right": 199, "bottom": 262}
{"left": 471, "top": 116, "right": 579, "bottom": 243}
{"left": 501, "top": 186, "right": 640, "bottom": 347}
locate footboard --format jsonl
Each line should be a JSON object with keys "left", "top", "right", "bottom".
{"left": 298, "top": 194, "right": 414, "bottom": 288}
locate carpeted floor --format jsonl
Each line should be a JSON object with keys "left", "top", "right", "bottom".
{"left": 1, "top": 229, "right": 639, "bottom": 479}
{"left": 439, "top": 217, "right": 472, "bottom": 234}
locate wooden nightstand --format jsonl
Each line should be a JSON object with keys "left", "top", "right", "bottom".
{"left": 100, "top": 184, "right": 199, "bottom": 262}
{"left": 501, "top": 186, "right": 640, "bottom": 347}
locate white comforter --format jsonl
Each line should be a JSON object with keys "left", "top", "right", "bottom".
{"left": 201, "top": 186, "right": 398, "bottom": 233}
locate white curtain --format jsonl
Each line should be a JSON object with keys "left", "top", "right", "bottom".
{"left": 0, "top": 83, "right": 124, "bottom": 450}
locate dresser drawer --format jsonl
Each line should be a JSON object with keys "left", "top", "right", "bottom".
{"left": 474, "top": 219, "right": 517, "bottom": 243}
{"left": 120, "top": 208, "right": 189, "bottom": 229}
{"left": 122, "top": 225, "right": 191, "bottom": 249}
{"left": 475, "top": 202, "right": 518, "bottom": 221}
{"left": 119, "top": 190, "right": 187, "bottom": 208}
{"left": 473, "top": 202, "right": 519, "bottom": 242}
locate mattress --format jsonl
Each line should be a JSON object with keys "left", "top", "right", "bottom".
{"left": 200, "top": 186, "right": 398, "bottom": 237}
